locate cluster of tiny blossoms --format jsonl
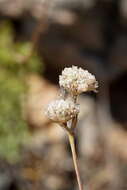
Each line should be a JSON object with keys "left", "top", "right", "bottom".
{"left": 59, "top": 66, "right": 98, "bottom": 95}
{"left": 46, "top": 66, "right": 98, "bottom": 123}
{"left": 46, "top": 99, "right": 79, "bottom": 123}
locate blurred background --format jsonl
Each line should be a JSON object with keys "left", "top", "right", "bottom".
{"left": 0, "top": 0, "right": 127, "bottom": 189}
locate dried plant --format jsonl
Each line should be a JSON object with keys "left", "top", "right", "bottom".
{"left": 46, "top": 66, "right": 98, "bottom": 190}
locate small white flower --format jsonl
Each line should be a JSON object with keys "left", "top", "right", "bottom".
{"left": 59, "top": 66, "right": 98, "bottom": 95}
{"left": 46, "top": 99, "right": 79, "bottom": 122}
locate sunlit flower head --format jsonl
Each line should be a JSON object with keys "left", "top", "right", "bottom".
{"left": 46, "top": 99, "right": 79, "bottom": 123}
{"left": 59, "top": 66, "right": 98, "bottom": 95}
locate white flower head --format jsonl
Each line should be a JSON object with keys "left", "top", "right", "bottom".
{"left": 59, "top": 66, "right": 98, "bottom": 95}
{"left": 46, "top": 99, "right": 79, "bottom": 123}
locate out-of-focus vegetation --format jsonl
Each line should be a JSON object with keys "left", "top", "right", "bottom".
{"left": 0, "top": 22, "right": 42, "bottom": 162}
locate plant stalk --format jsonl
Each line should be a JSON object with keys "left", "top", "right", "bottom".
{"left": 68, "top": 133, "right": 83, "bottom": 190}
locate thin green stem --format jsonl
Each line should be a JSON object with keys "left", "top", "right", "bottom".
{"left": 68, "top": 133, "right": 83, "bottom": 190}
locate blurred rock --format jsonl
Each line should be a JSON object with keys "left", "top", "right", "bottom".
{"left": 109, "top": 127, "right": 127, "bottom": 162}
{"left": 120, "top": 0, "right": 127, "bottom": 20}
{"left": 78, "top": 96, "right": 99, "bottom": 158}
{"left": 24, "top": 74, "right": 58, "bottom": 129}
{"left": 19, "top": 123, "right": 74, "bottom": 190}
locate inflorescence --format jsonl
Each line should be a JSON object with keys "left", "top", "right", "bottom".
{"left": 46, "top": 99, "right": 79, "bottom": 123}
{"left": 45, "top": 65, "right": 98, "bottom": 190}
{"left": 59, "top": 66, "right": 98, "bottom": 95}
{"left": 46, "top": 65, "right": 98, "bottom": 123}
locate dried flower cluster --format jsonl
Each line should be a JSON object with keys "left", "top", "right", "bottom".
{"left": 46, "top": 66, "right": 98, "bottom": 123}
{"left": 45, "top": 66, "right": 98, "bottom": 190}
{"left": 46, "top": 99, "right": 79, "bottom": 123}
{"left": 59, "top": 66, "right": 98, "bottom": 95}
